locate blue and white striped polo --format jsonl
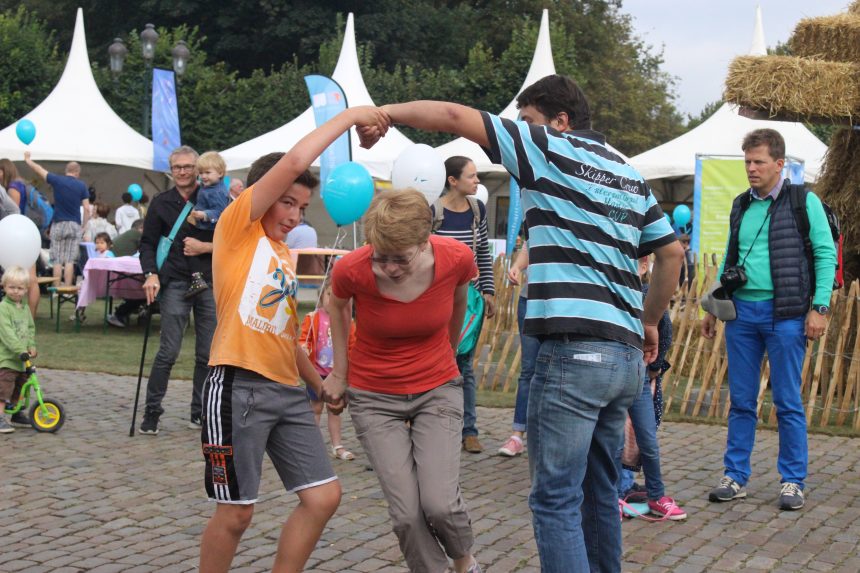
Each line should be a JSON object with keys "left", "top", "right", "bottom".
{"left": 481, "top": 112, "right": 676, "bottom": 349}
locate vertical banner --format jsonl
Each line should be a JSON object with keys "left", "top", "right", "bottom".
{"left": 694, "top": 156, "right": 747, "bottom": 257}
{"left": 304, "top": 75, "right": 350, "bottom": 197}
{"left": 151, "top": 69, "right": 181, "bottom": 172}
{"left": 505, "top": 177, "right": 522, "bottom": 257}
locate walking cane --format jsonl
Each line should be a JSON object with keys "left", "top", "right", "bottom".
{"left": 129, "top": 305, "right": 153, "bottom": 437}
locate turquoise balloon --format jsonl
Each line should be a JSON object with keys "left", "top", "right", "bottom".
{"left": 16, "top": 119, "right": 36, "bottom": 145}
{"left": 323, "top": 162, "right": 374, "bottom": 226}
{"left": 673, "top": 204, "right": 691, "bottom": 228}
{"left": 127, "top": 183, "right": 143, "bottom": 201}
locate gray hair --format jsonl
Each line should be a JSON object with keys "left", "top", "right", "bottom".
{"left": 168, "top": 146, "right": 199, "bottom": 167}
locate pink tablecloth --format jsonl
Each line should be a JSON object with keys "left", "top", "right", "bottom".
{"left": 77, "top": 256, "right": 145, "bottom": 308}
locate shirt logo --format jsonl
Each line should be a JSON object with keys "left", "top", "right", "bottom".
{"left": 237, "top": 237, "right": 297, "bottom": 338}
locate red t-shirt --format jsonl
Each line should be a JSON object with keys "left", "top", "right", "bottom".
{"left": 332, "top": 235, "right": 478, "bottom": 394}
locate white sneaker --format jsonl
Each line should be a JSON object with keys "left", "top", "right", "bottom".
{"left": 107, "top": 314, "right": 126, "bottom": 328}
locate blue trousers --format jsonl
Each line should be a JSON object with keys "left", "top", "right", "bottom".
{"left": 724, "top": 299, "right": 808, "bottom": 488}
{"left": 527, "top": 339, "right": 642, "bottom": 573}
{"left": 513, "top": 296, "right": 541, "bottom": 432}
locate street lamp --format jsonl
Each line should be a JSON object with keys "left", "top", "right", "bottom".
{"left": 107, "top": 25, "right": 190, "bottom": 138}
{"left": 171, "top": 40, "right": 190, "bottom": 78}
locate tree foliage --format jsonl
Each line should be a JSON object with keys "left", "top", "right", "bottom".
{"left": 0, "top": 6, "right": 61, "bottom": 129}
{"left": 2, "top": 0, "right": 687, "bottom": 156}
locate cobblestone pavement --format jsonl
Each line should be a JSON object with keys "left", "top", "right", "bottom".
{"left": 2, "top": 369, "right": 859, "bottom": 572}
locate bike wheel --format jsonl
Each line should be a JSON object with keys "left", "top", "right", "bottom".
{"left": 29, "top": 399, "right": 65, "bottom": 433}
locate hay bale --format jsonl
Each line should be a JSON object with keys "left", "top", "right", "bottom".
{"left": 816, "top": 128, "right": 860, "bottom": 283}
{"left": 791, "top": 15, "right": 860, "bottom": 62}
{"left": 852, "top": 0, "right": 860, "bottom": 15}
{"left": 723, "top": 55, "right": 860, "bottom": 121}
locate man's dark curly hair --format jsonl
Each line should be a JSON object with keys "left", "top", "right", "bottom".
{"left": 516, "top": 74, "right": 592, "bottom": 130}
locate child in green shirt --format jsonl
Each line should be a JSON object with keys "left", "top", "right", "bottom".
{"left": 0, "top": 266, "right": 37, "bottom": 433}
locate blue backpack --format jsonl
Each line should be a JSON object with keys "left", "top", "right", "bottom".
{"left": 26, "top": 186, "right": 54, "bottom": 233}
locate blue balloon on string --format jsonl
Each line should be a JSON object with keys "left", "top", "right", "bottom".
{"left": 673, "top": 204, "right": 692, "bottom": 228}
{"left": 127, "top": 183, "right": 143, "bottom": 201}
{"left": 16, "top": 119, "right": 36, "bottom": 145}
{"left": 323, "top": 162, "right": 374, "bottom": 226}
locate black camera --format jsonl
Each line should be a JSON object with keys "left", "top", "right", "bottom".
{"left": 720, "top": 265, "right": 748, "bottom": 294}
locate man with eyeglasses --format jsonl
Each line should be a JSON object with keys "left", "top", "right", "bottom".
{"left": 137, "top": 145, "right": 217, "bottom": 435}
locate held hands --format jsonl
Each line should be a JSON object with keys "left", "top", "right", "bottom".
{"left": 322, "top": 371, "right": 348, "bottom": 405}
{"left": 353, "top": 106, "right": 391, "bottom": 149}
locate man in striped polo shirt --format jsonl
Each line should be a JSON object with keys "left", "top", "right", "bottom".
{"left": 363, "top": 75, "right": 684, "bottom": 573}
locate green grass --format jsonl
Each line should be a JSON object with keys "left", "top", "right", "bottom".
{"left": 31, "top": 298, "right": 319, "bottom": 379}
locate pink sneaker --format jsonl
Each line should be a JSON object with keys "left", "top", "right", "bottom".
{"left": 648, "top": 496, "right": 687, "bottom": 520}
{"left": 498, "top": 436, "right": 524, "bottom": 457}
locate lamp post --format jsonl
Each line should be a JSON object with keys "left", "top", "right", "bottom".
{"left": 107, "top": 26, "right": 190, "bottom": 138}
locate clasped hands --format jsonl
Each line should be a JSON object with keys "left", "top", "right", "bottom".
{"left": 354, "top": 105, "right": 392, "bottom": 149}
{"left": 320, "top": 372, "right": 349, "bottom": 415}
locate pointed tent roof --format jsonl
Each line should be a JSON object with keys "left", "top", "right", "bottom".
{"left": 629, "top": 7, "right": 827, "bottom": 184}
{"left": 435, "top": 9, "right": 555, "bottom": 172}
{"left": 0, "top": 9, "right": 153, "bottom": 169}
{"left": 221, "top": 13, "right": 414, "bottom": 178}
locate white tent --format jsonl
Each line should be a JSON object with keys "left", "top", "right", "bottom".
{"left": 0, "top": 8, "right": 153, "bottom": 169}
{"left": 628, "top": 7, "right": 827, "bottom": 203}
{"left": 221, "top": 13, "right": 414, "bottom": 179}
{"left": 435, "top": 9, "right": 556, "bottom": 172}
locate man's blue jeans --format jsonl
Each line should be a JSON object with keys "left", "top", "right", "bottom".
{"left": 614, "top": 376, "right": 665, "bottom": 500}
{"left": 513, "top": 296, "right": 541, "bottom": 432}
{"left": 527, "top": 338, "right": 643, "bottom": 573}
{"left": 724, "top": 299, "right": 807, "bottom": 487}
{"left": 457, "top": 348, "right": 478, "bottom": 438}
{"left": 144, "top": 281, "right": 216, "bottom": 421}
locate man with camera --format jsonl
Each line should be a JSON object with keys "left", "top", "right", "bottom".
{"left": 701, "top": 128, "right": 836, "bottom": 511}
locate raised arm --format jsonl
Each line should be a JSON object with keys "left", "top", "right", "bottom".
{"left": 378, "top": 102, "right": 489, "bottom": 148}
{"left": 250, "top": 106, "right": 389, "bottom": 221}
{"left": 23, "top": 151, "right": 48, "bottom": 182}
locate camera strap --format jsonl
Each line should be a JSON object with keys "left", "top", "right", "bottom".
{"left": 739, "top": 199, "right": 775, "bottom": 268}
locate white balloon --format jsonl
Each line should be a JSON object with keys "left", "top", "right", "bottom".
{"left": 391, "top": 144, "right": 447, "bottom": 204}
{"left": 475, "top": 184, "right": 489, "bottom": 205}
{"left": 0, "top": 214, "right": 41, "bottom": 270}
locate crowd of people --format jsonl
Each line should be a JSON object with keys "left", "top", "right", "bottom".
{"left": 0, "top": 72, "right": 835, "bottom": 572}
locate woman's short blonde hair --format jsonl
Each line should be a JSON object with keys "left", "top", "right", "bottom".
{"left": 364, "top": 189, "right": 432, "bottom": 252}
{"left": 196, "top": 151, "right": 226, "bottom": 176}
{"left": 1, "top": 266, "right": 30, "bottom": 287}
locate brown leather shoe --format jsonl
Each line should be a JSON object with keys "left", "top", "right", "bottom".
{"left": 462, "top": 435, "right": 483, "bottom": 453}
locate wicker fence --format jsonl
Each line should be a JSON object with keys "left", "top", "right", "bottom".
{"left": 472, "top": 255, "right": 860, "bottom": 432}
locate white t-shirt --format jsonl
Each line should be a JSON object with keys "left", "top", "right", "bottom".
{"left": 115, "top": 204, "right": 141, "bottom": 234}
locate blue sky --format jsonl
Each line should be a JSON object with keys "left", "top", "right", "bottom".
{"left": 620, "top": 1, "right": 849, "bottom": 117}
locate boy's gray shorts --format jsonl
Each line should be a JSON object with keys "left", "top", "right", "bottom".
{"left": 202, "top": 366, "right": 336, "bottom": 504}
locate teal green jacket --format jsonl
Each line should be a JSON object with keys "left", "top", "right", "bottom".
{"left": 719, "top": 188, "right": 836, "bottom": 308}
{"left": 0, "top": 296, "right": 36, "bottom": 372}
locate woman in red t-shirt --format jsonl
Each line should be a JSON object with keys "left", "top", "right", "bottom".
{"left": 325, "top": 189, "right": 483, "bottom": 573}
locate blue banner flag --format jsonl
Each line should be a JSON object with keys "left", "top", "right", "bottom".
{"left": 151, "top": 69, "right": 181, "bottom": 172}
{"left": 506, "top": 177, "right": 523, "bottom": 257}
{"left": 304, "top": 75, "right": 350, "bottom": 197}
